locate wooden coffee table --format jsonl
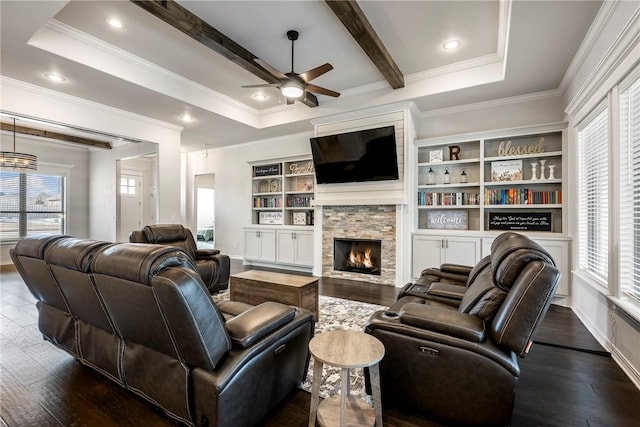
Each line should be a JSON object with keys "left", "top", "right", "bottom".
{"left": 229, "top": 270, "right": 319, "bottom": 319}
{"left": 308, "top": 330, "right": 385, "bottom": 427}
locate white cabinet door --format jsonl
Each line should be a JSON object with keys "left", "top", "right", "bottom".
{"left": 244, "top": 229, "right": 276, "bottom": 262}
{"left": 412, "top": 235, "right": 444, "bottom": 279}
{"left": 276, "top": 231, "right": 296, "bottom": 264}
{"left": 244, "top": 229, "right": 262, "bottom": 261}
{"left": 443, "top": 237, "right": 482, "bottom": 267}
{"left": 533, "top": 239, "right": 569, "bottom": 296}
{"left": 260, "top": 229, "right": 276, "bottom": 262}
{"left": 294, "top": 231, "right": 314, "bottom": 267}
{"left": 276, "top": 230, "right": 314, "bottom": 266}
{"left": 412, "top": 235, "right": 481, "bottom": 279}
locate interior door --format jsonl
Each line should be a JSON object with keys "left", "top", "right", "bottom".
{"left": 119, "top": 172, "right": 142, "bottom": 242}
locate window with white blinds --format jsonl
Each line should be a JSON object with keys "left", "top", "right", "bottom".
{"left": 0, "top": 171, "right": 65, "bottom": 240}
{"left": 619, "top": 76, "right": 640, "bottom": 301}
{"left": 578, "top": 108, "right": 609, "bottom": 283}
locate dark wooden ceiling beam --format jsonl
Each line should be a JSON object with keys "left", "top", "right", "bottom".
{"left": 1, "top": 123, "right": 112, "bottom": 150}
{"left": 325, "top": 0, "right": 404, "bottom": 89}
{"left": 131, "top": 0, "right": 279, "bottom": 84}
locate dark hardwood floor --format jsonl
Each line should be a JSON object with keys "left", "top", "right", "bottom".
{"left": 2, "top": 260, "right": 640, "bottom": 426}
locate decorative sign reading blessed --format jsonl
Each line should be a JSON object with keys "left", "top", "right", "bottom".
{"left": 289, "top": 160, "right": 314, "bottom": 175}
{"left": 498, "top": 137, "right": 545, "bottom": 156}
{"left": 254, "top": 163, "right": 281, "bottom": 177}
{"left": 488, "top": 212, "right": 552, "bottom": 231}
{"left": 427, "top": 210, "right": 468, "bottom": 230}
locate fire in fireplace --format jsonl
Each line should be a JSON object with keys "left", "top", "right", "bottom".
{"left": 334, "top": 238, "right": 382, "bottom": 275}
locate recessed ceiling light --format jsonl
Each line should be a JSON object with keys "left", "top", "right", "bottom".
{"left": 180, "top": 113, "right": 193, "bottom": 123}
{"left": 442, "top": 39, "right": 462, "bottom": 50}
{"left": 253, "top": 93, "right": 268, "bottom": 101}
{"left": 44, "top": 73, "right": 66, "bottom": 82}
{"left": 107, "top": 18, "right": 123, "bottom": 29}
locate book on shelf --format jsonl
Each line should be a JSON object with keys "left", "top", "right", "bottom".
{"left": 253, "top": 197, "right": 282, "bottom": 208}
{"left": 286, "top": 195, "right": 312, "bottom": 208}
{"left": 484, "top": 188, "right": 562, "bottom": 205}
{"left": 418, "top": 191, "right": 479, "bottom": 206}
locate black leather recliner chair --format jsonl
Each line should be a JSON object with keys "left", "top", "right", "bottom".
{"left": 365, "top": 232, "right": 560, "bottom": 426}
{"left": 129, "top": 223, "right": 230, "bottom": 293}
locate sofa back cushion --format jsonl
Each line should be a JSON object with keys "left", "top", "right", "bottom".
{"left": 142, "top": 224, "right": 197, "bottom": 259}
{"left": 45, "top": 237, "right": 113, "bottom": 332}
{"left": 10, "top": 234, "right": 69, "bottom": 311}
{"left": 91, "top": 243, "right": 230, "bottom": 368}
{"left": 490, "top": 232, "right": 555, "bottom": 291}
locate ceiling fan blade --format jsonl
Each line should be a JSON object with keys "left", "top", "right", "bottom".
{"left": 298, "top": 63, "right": 333, "bottom": 83}
{"left": 254, "top": 58, "right": 288, "bottom": 80}
{"left": 299, "top": 92, "right": 319, "bottom": 108}
{"left": 241, "top": 83, "right": 281, "bottom": 88}
{"left": 304, "top": 83, "right": 340, "bottom": 98}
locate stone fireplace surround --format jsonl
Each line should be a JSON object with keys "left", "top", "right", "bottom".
{"left": 322, "top": 205, "right": 396, "bottom": 285}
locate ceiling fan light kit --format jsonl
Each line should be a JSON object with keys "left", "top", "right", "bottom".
{"left": 242, "top": 29, "right": 340, "bottom": 107}
{"left": 281, "top": 80, "right": 304, "bottom": 98}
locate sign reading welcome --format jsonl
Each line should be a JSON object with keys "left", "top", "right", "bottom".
{"left": 427, "top": 210, "right": 468, "bottom": 230}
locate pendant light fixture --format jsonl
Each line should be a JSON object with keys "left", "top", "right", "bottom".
{"left": 1, "top": 118, "right": 37, "bottom": 170}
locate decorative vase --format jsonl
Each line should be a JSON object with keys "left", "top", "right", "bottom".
{"left": 530, "top": 162, "right": 539, "bottom": 181}
{"left": 460, "top": 168, "right": 468, "bottom": 184}
{"left": 443, "top": 168, "right": 451, "bottom": 184}
{"left": 548, "top": 164, "right": 557, "bottom": 180}
{"left": 426, "top": 167, "right": 435, "bottom": 185}
{"left": 539, "top": 159, "right": 547, "bottom": 180}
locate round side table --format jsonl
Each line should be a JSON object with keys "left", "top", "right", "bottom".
{"left": 308, "top": 329, "right": 385, "bottom": 427}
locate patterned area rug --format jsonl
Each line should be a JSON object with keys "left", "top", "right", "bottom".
{"left": 212, "top": 292, "right": 385, "bottom": 399}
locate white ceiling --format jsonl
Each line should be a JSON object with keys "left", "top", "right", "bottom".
{"left": 0, "top": 1, "right": 602, "bottom": 152}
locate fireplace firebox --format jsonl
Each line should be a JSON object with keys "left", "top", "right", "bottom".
{"left": 333, "top": 238, "right": 382, "bottom": 275}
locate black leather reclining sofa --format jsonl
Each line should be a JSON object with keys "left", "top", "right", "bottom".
{"left": 10, "top": 234, "right": 314, "bottom": 427}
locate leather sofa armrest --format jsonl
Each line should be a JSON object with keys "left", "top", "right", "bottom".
{"left": 225, "top": 302, "right": 296, "bottom": 349}
{"left": 195, "top": 248, "right": 221, "bottom": 259}
{"left": 399, "top": 302, "right": 485, "bottom": 342}
{"left": 426, "top": 282, "right": 467, "bottom": 305}
{"left": 439, "top": 263, "right": 473, "bottom": 276}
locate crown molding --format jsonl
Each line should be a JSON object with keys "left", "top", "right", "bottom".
{"left": 33, "top": 20, "right": 261, "bottom": 127}
{"left": 310, "top": 101, "right": 418, "bottom": 127}
{"left": 565, "top": 5, "right": 640, "bottom": 116}
{"left": 418, "top": 89, "right": 562, "bottom": 118}
{"left": 1, "top": 76, "right": 183, "bottom": 133}
{"left": 559, "top": 1, "right": 620, "bottom": 93}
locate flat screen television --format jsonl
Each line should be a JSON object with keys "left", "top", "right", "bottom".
{"left": 309, "top": 125, "right": 399, "bottom": 184}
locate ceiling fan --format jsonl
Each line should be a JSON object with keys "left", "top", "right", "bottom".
{"left": 242, "top": 30, "right": 340, "bottom": 107}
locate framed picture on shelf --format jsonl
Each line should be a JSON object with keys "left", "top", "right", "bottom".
{"left": 292, "top": 211, "right": 308, "bottom": 225}
{"left": 488, "top": 212, "right": 552, "bottom": 231}
{"left": 296, "top": 177, "right": 314, "bottom": 191}
{"left": 258, "top": 180, "right": 269, "bottom": 193}
{"left": 269, "top": 179, "right": 280, "bottom": 192}
{"left": 259, "top": 211, "right": 283, "bottom": 225}
{"left": 491, "top": 160, "right": 523, "bottom": 182}
{"left": 254, "top": 163, "right": 281, "bottom": 177}
{"left": 429, "top": 149, "right": 443, "bottom": 163}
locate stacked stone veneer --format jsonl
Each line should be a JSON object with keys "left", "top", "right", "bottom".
{"left": 322, "top": 205, "right": 396, "bottom": 286}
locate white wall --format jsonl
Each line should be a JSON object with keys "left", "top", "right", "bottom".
{"left": 1, "top": 78, "right": 183, "bottom": 242}
{"left": 185, "top": 131, "right": 313, "bottom": 259}
{"left": 0, "top": 134, "right": 89, "bottom": 264}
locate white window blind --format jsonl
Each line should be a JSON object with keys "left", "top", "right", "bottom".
{"left": 619, "top": 76, "right": 640, "bottom": 300}
{"left": 578, "top": 108, "right": 609, "bottom": 282}
{"left": 0, "top": 171, "right": 65, "bottom": 239}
